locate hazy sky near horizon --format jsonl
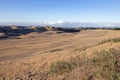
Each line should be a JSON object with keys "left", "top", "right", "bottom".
{"left": 0, "top": 0, "right": 120, "bottom": 23}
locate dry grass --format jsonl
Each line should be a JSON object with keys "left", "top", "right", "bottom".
{"left": 62, "top": 48, "right": 120, "bottom": 80}
{"left": 0, "top": 29, "right": 120, "bottom": 80}
{"left": 100, "top": 37, "right": 120, "bottom": 44}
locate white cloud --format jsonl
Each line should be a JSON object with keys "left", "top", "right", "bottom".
{"left": 57, "top": 20, "right": 64, "bottom": 23}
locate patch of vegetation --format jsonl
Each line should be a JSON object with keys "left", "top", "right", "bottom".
{"left": 48, "top": 48, "right": 120, "bottom": 80}
{"left": 49, "top": 61, "right": 74, "bottom": 75}
{"left": 112, "top": 27, "right": 120, "bottom": 30}
{"left": 64, "top": 49, "right": 120, "bottom": 80}
{"left": 90, "top": 50, "right": 116, "bottom": 80}
{"left": 100, "top": 37, "right": 120, "bottom": 44}
{"left": 83, "top": 49, "right": 119, "bottom": 80}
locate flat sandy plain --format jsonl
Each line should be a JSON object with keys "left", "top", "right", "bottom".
{"left": 0, "top": 29, "right": 120, "bottom": 80}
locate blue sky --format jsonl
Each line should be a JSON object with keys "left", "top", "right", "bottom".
{"left": 0, "top": 0, "right": 120, "bottom": 23}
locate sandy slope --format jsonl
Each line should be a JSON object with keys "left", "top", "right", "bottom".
{"left": 0, "top": 29, "right": 120, "bottom": 79}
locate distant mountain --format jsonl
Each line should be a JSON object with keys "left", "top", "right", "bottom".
{"left": 0, "top": 26, "right": 80, "bottom": 39}
{"left": 0, "top": 22, "right": 120, "bottom": 28}
{"left": 46, "top": 22, "right": 120, "bottom": 28}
